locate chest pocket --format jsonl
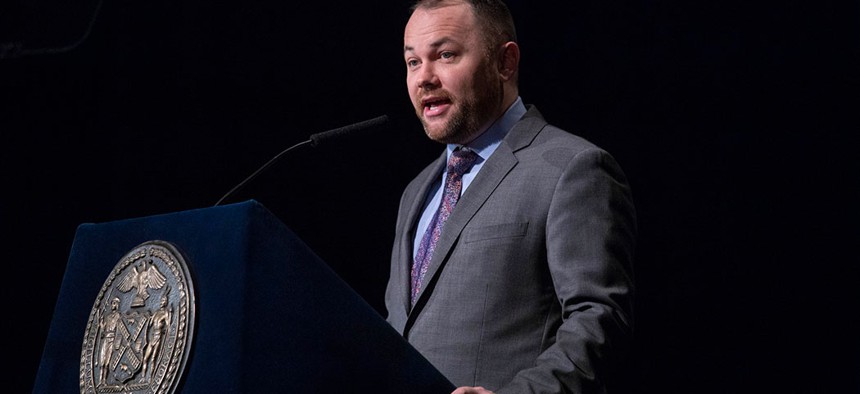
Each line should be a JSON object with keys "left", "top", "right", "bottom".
{"left": 463, "top": 222, "right": 528, "bottom": 243}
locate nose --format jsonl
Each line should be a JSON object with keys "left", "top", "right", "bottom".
{"left": 415, "top": 63, "right": 439, "bottom": 91}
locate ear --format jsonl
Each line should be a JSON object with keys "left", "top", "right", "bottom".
{"left": 498, "top": 41, "right": 520, "bottom": 81}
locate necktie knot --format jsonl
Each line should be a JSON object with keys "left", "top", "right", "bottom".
{"left": 448, "top": 148, "right": 479, "bottom": 177}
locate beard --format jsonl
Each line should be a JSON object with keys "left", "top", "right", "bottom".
{"left": 418, "top": 62, "right": 504, "bottom": 145}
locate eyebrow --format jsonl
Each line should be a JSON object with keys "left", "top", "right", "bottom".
{"left": 404, "top": 37, "right": 455, "bottom": 54}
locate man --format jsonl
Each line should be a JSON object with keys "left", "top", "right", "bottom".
{"left": 385, "top": 1, "right": 636, "bottom": 393}
{"left": 141, "top": 291, "right": 171, "bottom": 381}
{"left": 98, "top": 298, "right": 122, "bottom": 385}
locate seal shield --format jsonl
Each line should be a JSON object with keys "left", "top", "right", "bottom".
{"left": 80, "top": 240, "right": 195, "bottom": 394}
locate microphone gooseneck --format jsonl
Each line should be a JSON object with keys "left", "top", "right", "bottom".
{"left": 213, "top": 139, "right": 312, "bottom": 207}
{"left": 213, "top": 114, "right": 390, "bottom": 207}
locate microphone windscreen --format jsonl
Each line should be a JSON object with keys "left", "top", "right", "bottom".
{"left": 309, "top": 115, "right": 390, "bottom": 147}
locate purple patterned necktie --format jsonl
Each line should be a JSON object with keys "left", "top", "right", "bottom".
{"left": 410, "top": 147, "right": 479, "bottom": 306}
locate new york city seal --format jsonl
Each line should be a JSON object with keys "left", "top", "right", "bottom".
{"left": 80, "top": 240, "right": 196, "bottom": 394}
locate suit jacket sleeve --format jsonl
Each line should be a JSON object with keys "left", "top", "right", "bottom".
{"left": 498, "top": 147, "right": 636, "bottom": 394}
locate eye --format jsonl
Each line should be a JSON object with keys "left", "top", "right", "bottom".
{"left": 440, "top": 51, "right": 455, "bottom": 60}
{"left": 406, "top": 58, "right": 420, "bottom": 69}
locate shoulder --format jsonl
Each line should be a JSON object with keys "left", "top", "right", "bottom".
{"left": 509, "top": 107, "right": 630, "bottom": 185}
{"left": 399, "top": 151, "right": 445, "bottom": 198}
{"left": 511, "top": 106, "right": 607, "bottom": 160}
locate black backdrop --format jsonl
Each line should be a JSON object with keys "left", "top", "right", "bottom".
{"left": 3, "top": 0, "right": 858, "bottom": 392}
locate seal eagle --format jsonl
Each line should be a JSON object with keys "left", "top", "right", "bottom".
{"left": 118, "top": 258, "right": 167, "bottom": 307}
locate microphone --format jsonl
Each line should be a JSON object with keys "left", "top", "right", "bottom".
{"left": 213, "top": 114, "right": 390, "bottom": 207}
{"left": 308, "top": 114, "right": 390, "bottom": 147}
{"left": 1, "top": 0, "right": 105, "bottom": 60}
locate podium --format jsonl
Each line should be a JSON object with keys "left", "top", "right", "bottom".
{"left": 33, "top": 200, "right": 454, "bottom": 393}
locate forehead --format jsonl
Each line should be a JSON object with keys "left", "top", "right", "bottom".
{"left": 404, "top": 4, "right": 480, "bottom": 48}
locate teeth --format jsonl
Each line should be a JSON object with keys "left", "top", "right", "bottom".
{"left": 426, "top": 101, "right": 443, "bottom": 109}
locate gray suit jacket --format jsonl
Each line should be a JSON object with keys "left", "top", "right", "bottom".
{"left": 385, "top": 106, "right": 636, "bottom": 393}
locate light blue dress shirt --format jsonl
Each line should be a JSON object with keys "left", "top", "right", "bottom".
{"left": 412, "top": 97, "right": 527, "bottom": 258}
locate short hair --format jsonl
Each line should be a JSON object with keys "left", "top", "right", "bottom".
{"left": 411, "top": 0, "right": 518, "bottom": 51}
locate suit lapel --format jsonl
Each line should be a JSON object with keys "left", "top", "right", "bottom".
{"left": 399, "top": 153, "right": 446, "bottom": 313}
{"left": 408, "top": 107, "right": 547, "bottom": 314}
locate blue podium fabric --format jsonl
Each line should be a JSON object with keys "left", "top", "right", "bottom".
{"left": 33, "top": 200, "right": 453, "bottom": 393}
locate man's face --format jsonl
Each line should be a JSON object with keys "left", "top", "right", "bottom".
{"left": 404, "top": 3, "right": 503, "bottom": 145}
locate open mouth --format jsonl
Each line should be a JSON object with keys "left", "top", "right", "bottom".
{"left": 422, "top": 97, "right": 451, "bottom": 117}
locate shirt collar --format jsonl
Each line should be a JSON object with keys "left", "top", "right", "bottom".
{"left": 446, "top": 96, "right": 527, "bottom": 162}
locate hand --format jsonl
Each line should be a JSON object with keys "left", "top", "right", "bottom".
{"left": 451, "top": 387, "right": 494, "bottom": 394}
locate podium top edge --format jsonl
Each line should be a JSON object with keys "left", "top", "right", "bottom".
{"left": 76, "top": 199, "right": 267, "bottom": 229}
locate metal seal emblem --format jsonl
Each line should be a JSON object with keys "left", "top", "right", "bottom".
{"left": 80, "top": 240, "right": 196, "bottom": 394}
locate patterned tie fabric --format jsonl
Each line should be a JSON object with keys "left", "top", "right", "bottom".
{"left": 410, "top": 147, "right": 479, "bottom": 305}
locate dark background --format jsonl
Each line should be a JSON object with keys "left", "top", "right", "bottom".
{"left": 2, "top": 0, "right": 857, "bottom": 392}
